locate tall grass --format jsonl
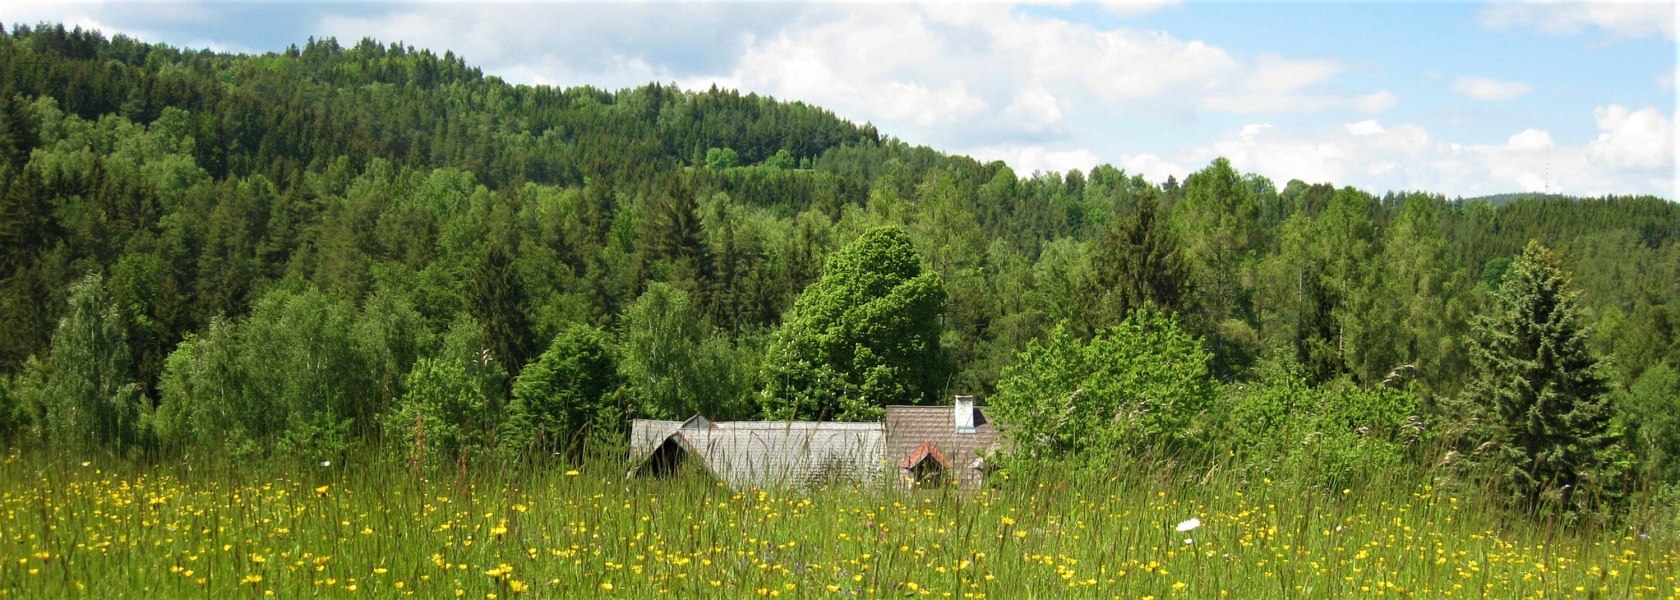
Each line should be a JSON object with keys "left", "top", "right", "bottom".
{"left": 0, "top": 447, "right": 1674, "bottom": 598}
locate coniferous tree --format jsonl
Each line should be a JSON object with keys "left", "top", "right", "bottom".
{"left": 1094, "top": 191, "right": 1185, "bottom": 325}
{"left": 1460, "top": 240, "right": 1622, "bottom": 513}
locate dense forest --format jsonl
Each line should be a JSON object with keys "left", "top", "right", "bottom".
{"left": 0, "top": 24, "right": 1676, "bottom": 521}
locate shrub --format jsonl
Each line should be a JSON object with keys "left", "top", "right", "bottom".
{"left": 992, "top": 305, "right": 1214, "bottom": 467}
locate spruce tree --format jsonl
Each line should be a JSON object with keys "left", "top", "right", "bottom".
{"left": 1462, "top": 240, "right": 1619, "bottom": 512}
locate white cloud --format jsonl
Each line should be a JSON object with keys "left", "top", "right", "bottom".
{"left": 1001, "top": 87, "right": 1067, "bottom": 134}
{"left": 1588, "top": 105, "right": 1675, "bottom": 171}
{"left": 1118, "top": 153, "right": 1188, "bottom": 184}
{"left": 317, "top": 3, "right": 801, "bottom": 91}
{"left": 1345, "top": 120, "right": 1386, "bottom": 136}
{"left": 1480, "top": 0, "right": 1676, "bottom": 40}
{"left": 967, "top": 145, "right": 1101, "bottom": 176}
{"left": 1102, "top": 0, "right": 1182, "bottom": 17}
{"left": 1145, "top": 105, "right": 1674, "bottom": 198}
{"left": 1506, "top": 129, "right": 1555, "bottom": 150}
{"left": 1451, "top": 76, "right": 1535, "bottom": 101}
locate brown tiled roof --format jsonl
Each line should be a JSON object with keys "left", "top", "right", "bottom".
{"left": 900, "top": 441, "right": 950, "bottom": 470}
{"left": 883, "top": 405, "right": 1002, "bottom": 487}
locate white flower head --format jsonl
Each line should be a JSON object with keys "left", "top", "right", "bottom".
{"left": 320, "top": 460, "right": 331, "bottom": 467}
{"left": 1183, "top": 537, "right": 1194, "bottom": 545}
{"left": 1175, "top": 517, "right": 1201, "bottom": 532}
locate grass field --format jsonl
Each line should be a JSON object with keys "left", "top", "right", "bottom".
{"left": 1, "top": 450, "right": 1675, "bottom": 599}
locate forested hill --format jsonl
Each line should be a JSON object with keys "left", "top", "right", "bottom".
{"left": 0, "top": 25, "right": 1676, "bottom": 483}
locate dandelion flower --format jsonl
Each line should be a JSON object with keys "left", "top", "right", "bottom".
{"left": 1175, "top": 518, "right": 1201, "bottom": 532}
{"left": 315, "top": 485, "right": 330, "bottom": 495}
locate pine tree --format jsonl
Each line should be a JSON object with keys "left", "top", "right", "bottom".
{"left": 1461, "top": 240, "right": 1621, "bottom": 512}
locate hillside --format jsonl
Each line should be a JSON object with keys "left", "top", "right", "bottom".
{"left": 0, "top": 24, "right": 1677, "bottom": 522}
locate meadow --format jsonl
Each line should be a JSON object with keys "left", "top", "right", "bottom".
{"left": 1, "top": 451, "right": 1675, "bottom": 599}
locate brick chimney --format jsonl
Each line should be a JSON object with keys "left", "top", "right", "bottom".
{"left": 954, "top": 395, "right": 976, "bottom": 434}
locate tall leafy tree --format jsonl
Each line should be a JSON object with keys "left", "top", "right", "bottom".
{"left": 619, "top": 282, "right": 751, "bottom": 420}
{"left": 1460, "top": 241, "right": 1621, "bottom": 512}
{"left": 1370, "top": 193, "right": 1465, "bottom": 395}
{"left": 761, "top": 226, "right": 946, "bottom": 421}
{"left": 26, "top": 272, "right": 145, "bottom": 451}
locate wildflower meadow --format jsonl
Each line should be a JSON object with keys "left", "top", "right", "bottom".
{"left": 2, "top": 451, "right": 1675, "bottom": 599}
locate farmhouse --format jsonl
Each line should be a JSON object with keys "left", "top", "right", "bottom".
{"left": 626, "top": 396, "right": 1004, "bottom": 489}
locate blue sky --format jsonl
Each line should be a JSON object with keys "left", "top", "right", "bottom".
{"left": 7, "top": 1, "right": 1675, "bottom": 198}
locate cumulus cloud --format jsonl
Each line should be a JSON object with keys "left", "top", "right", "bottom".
{"left": 1135, "top": 105, "right": 1674, "bottom": 198}
{"left": 1588, "top": 105, "right": 1675, "bottom": 171}
{"left": 1119, "top": 153, "right": 1189, "bottom": 184}
{"left": 317, "top": 3, "right": 800, "bottom": 90}
{"left": 1480, "top": 0, "right": 1676, "bottom": 40}
{"left": 309, "top": 3, "right": 1383, "bottom": 154}
{"left": 1452, "top": 76, "right": 1535, "bottom": 101}
{"left": 966, "top": 145, "right": 1101, "bottom": 176}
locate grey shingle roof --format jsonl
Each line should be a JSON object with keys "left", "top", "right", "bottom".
{"left": 627, "top": 418, "right": 886, "bottom": 489}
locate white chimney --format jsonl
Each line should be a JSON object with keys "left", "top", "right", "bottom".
{"left": 954, "top": 395, "right": 976, "bottom": 434}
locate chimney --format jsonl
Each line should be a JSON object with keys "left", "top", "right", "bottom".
{"left": 954, "top": 395, "right": 976, "bottom": 434}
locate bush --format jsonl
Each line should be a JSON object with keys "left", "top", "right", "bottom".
{"left": 503, "top": 324, "right": 625, "bottom": 460}
{"left": 20, "top": 272, "right": 148, "bottom": 453}
{"left": 389, "top": 358, "right": 496, "bottom": 465}
{"left": 992, "top": 305, "right": 1214, "bottom": 467}
{"left": 1219, "top": 356, "right": 1420, "bottom": 490}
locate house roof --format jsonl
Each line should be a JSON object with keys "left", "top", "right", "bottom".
{"left": 627, "top": 417, "right": 885, "bottom": 489}
{"left": 900, "top": 441, "right": 951, "bottom": 470}
{"left": 883, "top": 405, "right": 1003, "bottom": 476}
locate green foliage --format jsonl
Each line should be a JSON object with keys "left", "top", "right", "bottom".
{"left": 992, "top": 306, "right": 1214, "bottom": 466}
{"left": 154, "top": 285, "right": 421, "bottom": 460}
{"left": 389, "top": 357, "right": 497, "bottom": 464}
{"left": 22, "top": 272, "right": 147, "bottom": 452}
{"left": 705, "top": 147, "right": 740, "bottom": 170}
{"left": 1093, "top": 192, "right": 1185, "bottom": 324}
{"left": 152, "top": 318, "right": 248, "bottom": 455}
{"left": 1618, "top": 363, "right": 1680, "bottom": 484}
{"left": 0, "top": 374, "right": 17, "bottom": 442}
{"left": 760, "top": 226, "right": 946, "bottom": 421}
{"left": 763, "top": 149, "right": 795, "bottom": 170}
{"left": 1219, "top": 355, "right": 1420, "bottom": 489}
{"left": 0, "top": 26, "right": 1676, "bottom": 521}
{"left": 505, "top": 324, "right": 625, "bottom": 459}
{"left": 1459, "top": 241, "right": 1622, "bottom": 513}
{"left": 619, "top": 283, "right": 753, "bottom": 420}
